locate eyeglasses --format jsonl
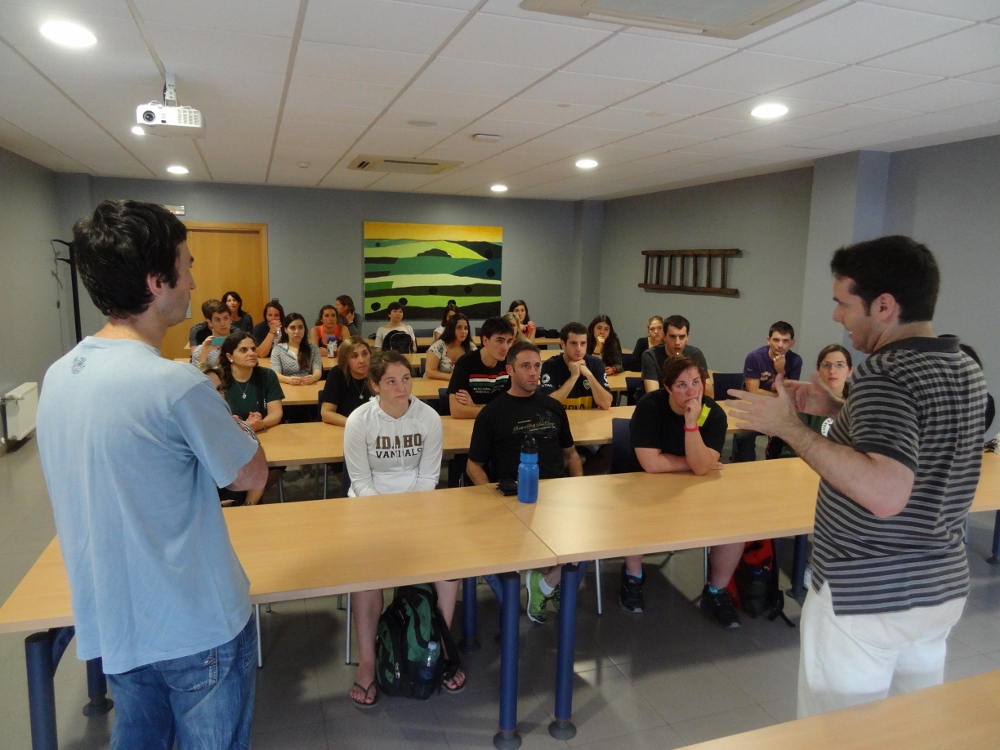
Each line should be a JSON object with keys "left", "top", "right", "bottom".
{"left": 819, "top": 361, "right": 849, "bottom": 370}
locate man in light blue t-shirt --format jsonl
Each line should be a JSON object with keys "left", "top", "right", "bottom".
{"left": 37, "top": 200, "right": 268, "bottom": 749}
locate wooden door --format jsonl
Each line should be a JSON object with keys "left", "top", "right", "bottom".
{"left": 161, "top": 222, "right": 269, "bottom": 360}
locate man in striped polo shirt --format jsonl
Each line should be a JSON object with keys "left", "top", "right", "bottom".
{"left": 730, "top": 235, "right": 987, "bottom": 718}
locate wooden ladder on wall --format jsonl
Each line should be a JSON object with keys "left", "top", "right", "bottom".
{"left": 639, "top": 249, "right": 740, "bottom": 297}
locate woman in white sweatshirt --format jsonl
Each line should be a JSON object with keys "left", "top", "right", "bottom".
{"left": 342, "top": 351, "right": 465, "bottom": 708}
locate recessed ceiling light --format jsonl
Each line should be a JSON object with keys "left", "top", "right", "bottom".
{"left": 751, "top": 103, "right": 788, "bottom": 120}
{"left": 576, "top": 159, "right": 598, "bottom": 169}
{"left": 491, "top": 184, "right": 508, "bottom": 193}
{"left": 407, "top": 120, "right": 437, "bottom": 128}
{"left": 131, "top": 126, "right": 145, "bottom": 136}
{"left": 40, "top": 20, "right": 96, "bottom": 48}
{"left": 167, "top": 165, "right": 189, "bottom": 175}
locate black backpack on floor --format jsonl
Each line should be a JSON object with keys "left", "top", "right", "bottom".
{"left": 374, "top": 584, "right": 460, "bottom": 699}
{"left": 727, "top": 539, "right": 795, "bottom": 627}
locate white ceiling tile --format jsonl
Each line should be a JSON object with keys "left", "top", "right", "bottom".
{"left": 480, "top": 0, "right": 623, "bottom": 30}
{"left": 961, "top": 65, "right": 1000, "bottom": 85}
{"left": 268, "top": 162, "right": 337, "bottom": 186}
{"left": 317, "top": 166, "right": 385, "bottom": 190}
{"left": 469, "top": 149, "right": 562, "bottom": 174}
{"left": 377, "top": 109, "right": 476, "bottom": 133}
{"left": 794, "top": 129, "right": 896, "bottom": 151}
{"left": 722, "top": 123, "right": 839, "bottom": 147}
{"left": 417, "top": 143, "right": 495, "bottom": 165}
{"left": 510, "top": 137, "right": 593, "bottom": 161}
{"left": 672, "top": 51, "right": 843, "bottom": 94}
{"left": 384, "top": 0, "right": 483, "bottom": 8}
{"left": 524, "top": 124, "right": 627, "bottom": 151}
{"left": 771, "top": 66, "right": 940, "bottom": 103}
{"left": 618, "top": 83, "right": 751, "bottom": 116}
{"left": 351, "top": 126, "right": 454, "bottom": 155}
{"left": 276, "top": 119, "right": 367, "bottom": 150}
{"left": 302, "top": 0, "right": 469, "bottom": 54}
{"left": 160, "top": 65, "right": 287, "bottom": 105}
{"left": 862, "top": 78, "right": 1000, "bottom": 112}
{"left": 864, "top": 111, "right": 999, "bottom": 137}
{"left": 671, "top": 139, "right": 766, "bottom": 157}
{"left": 572, "top": 143, "right": 671, "bottom": 168}
{"left": 788, "top": 104, "right": 919, "bottom": 129}
{"left": 487, "top": 98, "right": 602, "bottom": 125}
{"left": 751, "top": 3, "right": 970, "bottom": 64}
{"left": 520, "top": 71, "right": 656, "bottom": 107}
{"left": 862, "top": 24, "right": 1000, "bottom": 78}
{"left": 652, "top": 116, "right": 759, "bottom": 139}
{"left": 132, "top": 0, "right": 300, "bottom": 37}
{"left": 0, "top": 115, "right": 96, "bottom": 173}
{"left": 391, "top": 88, "right": 507, "bottom": 120}
{"left": 941, "top": 98, "right": 1000, "bottom": 121}
{"left": 293, "top": 41, "right": 429, "bottom": 85}
{"left": 287, "top": 75, "right": 402, "bottom": 111}
{"left": 5, "top": 0, "right": 133, "bottom": 20}
{"left": 863, "top": 0, "right": 1000, "bottom": 22}
{"left": 563, "top": 31, "right": 733, "bottom": 82}
{"left": 412, "top": 57, "right": 548, "bottom": 98}
{"left": 145, "top": 23, "right": 293, "bottom": 74}
{"left": 612, "top": 130, "right": 710, "bottom": 153}
{"left": 573, "top": 107, "right": 685, "bottom": 132}
{"left": 413, "top": 168, "right": 504, "bottom": 193}
{"left": 281, "top": 100, "right": 382, "bottom": 127}
{"left": 438, "top": 13, "right": 612, "bottom": 68}
{"left": 458, "top": 118, "right": 554, "bottom": 143}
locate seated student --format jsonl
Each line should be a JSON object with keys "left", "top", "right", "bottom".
{"left": 508, "top": 299, "right": 537, "bottom": 342}
{"left": 541, "top": 322, "right": 612, "bottom": 475}
{"left": 319, "top": 336, "right": 373, "bottom": 427}
{"left": 343, "top": 351, "right": 463, "bottom": 708}
{"left": 219, "top": 332, "right": 284, "bottom": 432}
{"left": 621, "top": 355, "right": 737, "bottom": 626}
{"left": 252, "top": 300, "right": 284, "bottom": 358}
{"left": 447, "top": 315, "right": 515, "bottom": 419}
{"left": 732, "top": 320, "right": 802, "bottom": 462}
{"left": 770, "top": 344, "right": 852, "bottom": 459}
{"left": 200, "top": 364, "right": 264, "bottom": 507}
{"left": 188, "top": 298, "right": 220, "bottom": 347}
{"left": 629, "top": 315, "right": 664, "bottom": 371}
{"left": 312, "top": 304, "right": 346, "bottom": 355}
{"left": 641, "top": 314, "right": 712, "bottom": 397}
{"left": 373, "top": 302, "right": 416, "bottom": 352}
{"left": 502, "top": 312, "right": 529, "bottom": 345}
{"left": 223, "top": 290, "right": 253, "bottom": 333}
{"left": 466, "top": 341, "right": 583, "bottom": 624}
{"left": 191, "top": 301, "right": 234, "bottom": 367}
{"left": 335, "top": 295, "right": 361, "bottom": 338}
{"left": 587, "top": 314, "right": 624, "bottom": 375}
{"left": 426, "top": 313, "right": 476, "bottom": 381}
{"left": 271, "top": 312, "right": 322, "bottom": 385}
{"left": 432, "top": 302, "right": 458, "bottom": 341}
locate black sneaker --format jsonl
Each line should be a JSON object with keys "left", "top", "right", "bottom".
{"left": 700, "top": 585, "right": 740, "bottom": 628}
{"left": 618, "top": 565, "right": 645, "bottom": 613}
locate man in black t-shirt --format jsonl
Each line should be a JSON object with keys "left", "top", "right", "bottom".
{"left": 541, "top": 321, "right": 613, "bottom": 474}
{"left": 448, "top": 316, "right": 514, "bottom": 419}
{"left": 467, "top": 341, "right": 582, "bottom": 624}
{"left": 640, "top": 315, "right": 712, "bottom": 398}
{"left": 624, "top": 355, "right": 734, "bottom": 623}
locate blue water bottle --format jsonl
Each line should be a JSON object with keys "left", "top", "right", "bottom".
{"left": 517, "top": 435, "right": 539, "bottom": 504}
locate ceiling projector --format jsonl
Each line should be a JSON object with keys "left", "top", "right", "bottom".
{"left": 135, "top": 102, "right": 205, "bottom": 137}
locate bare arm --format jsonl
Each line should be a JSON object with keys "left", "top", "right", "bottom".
{"left": 425, "top": 350, "right": 451, "bottom": 381}
{"left": 548, "top": 370, "right": 581, "bottom": 402}
{"left": 563, "top": 446, "right": 584, "bottom": 477}
{"left": 585, "top": 366, "right": 613, "bottom": 410}
{"left": 226, "top": 444, "right": 268, "bottom": 490}
{"left": 303, "top": 367, "right": 322, "bottom": 385}
{"left": 449, "top": 392, "right": 484, "bottom": 419}
{"left": 260, "top": 400, "right": 283, "bottom": 430}
{"left": 643, "top": 378, "right": 660, "bottom": 394}
{"left": 744, "top": 377, "right": 776, "bottom": 397}
{"left": 466, "top": 458, "right": 491, "bottom": 486}
{"left": 635, "top": 447, "right": 691, "bottom": 473}
{"left": 320, "top": 401, "right": 347, "bottom": 427}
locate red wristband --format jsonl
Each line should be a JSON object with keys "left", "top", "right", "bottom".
{"left": 684, "top": 425, "right": 699, "bottom": 432}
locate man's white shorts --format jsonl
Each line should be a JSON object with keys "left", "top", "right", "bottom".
{"left": 797, "top": 581, "right": 965, "bottom": 718}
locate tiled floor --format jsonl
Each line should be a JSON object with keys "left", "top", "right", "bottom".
{"left": 3, "top": 439, "right": 1000, "bottom": 749}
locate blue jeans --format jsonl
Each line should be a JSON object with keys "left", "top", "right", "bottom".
{"left": 107, "top": 615, "right": 257, "bottom": 750}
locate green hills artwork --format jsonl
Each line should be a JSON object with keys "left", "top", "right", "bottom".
{"left": 363, "top": 222, "right": 502, "bottom": 321}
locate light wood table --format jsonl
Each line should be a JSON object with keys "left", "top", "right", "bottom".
{"left": 279, "top": 381, "right": 324, "bottom": 406}
{"left": 0, "top": 487, "right": 556, "bottom": 749}
{"left": 678, "top": 667, "right": 1000, "bottom": 749}
{"left": 256, "top": 405, "right": 638, "bottom": 468}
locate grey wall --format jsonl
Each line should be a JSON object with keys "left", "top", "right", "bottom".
{"left": 0, "top": 148, "right": 69, "bottom": 388}
{"left": 883, "top": 135, "right": 1000, "bottom": 437}
{"left": 60, "top": 177, "right": 585, "bottom": 337}
{"left": 598, "top": 168, "right": 814, "bottom": 374}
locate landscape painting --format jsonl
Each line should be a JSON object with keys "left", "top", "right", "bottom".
{"left": 363, "top": 222, "right": 503, "bottom": 321}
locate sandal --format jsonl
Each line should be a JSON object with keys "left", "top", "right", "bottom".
{"left": 442, "top": 666, "right": 467, "bottom": 694}
{"left": 350, "top": 680, "right": 379, "bottom": 709}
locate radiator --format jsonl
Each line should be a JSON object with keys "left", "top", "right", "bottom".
{"left": 2, "top": 382, "right": 39, "bottom": 441}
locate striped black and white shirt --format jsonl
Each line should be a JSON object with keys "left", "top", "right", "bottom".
{"left": 812, "top": 336, "right": 987, "bottom": 615}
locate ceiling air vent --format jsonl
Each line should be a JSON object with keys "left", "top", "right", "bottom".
{"left": 348, "top": 155, "right": 462, "bottom": 175}
{"left": 520, "top": 0, "right": 825, "bottom": 39}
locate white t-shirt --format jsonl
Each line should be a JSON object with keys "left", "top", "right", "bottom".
{"left": 37, "top": 338, "right": 257, "bottom": 673}
{"left": 374, "top": 325, "right": 415, "bottom": 350}
{"left": 343, "top": 397, "right": 443, "bottom": 497}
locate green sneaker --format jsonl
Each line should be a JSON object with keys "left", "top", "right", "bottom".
{"left": 525, "top": 570, "right": 548, "bottom": 624}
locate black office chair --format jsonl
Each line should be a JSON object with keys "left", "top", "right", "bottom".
{"left": 419, "top": 357, "right": 426, "bottom": 377}
{"left": 621, "top": 352, "right": 633, "bottom": 372}
{"left": 610, "top": 418, "right": 631, "bottom": 474}
{"left": 625, "top": 376, "right": 643, "bottom": 406}
{"left": 437, "top": 387, "right": 450, "bottom": 417}
{"left": 711, "top": 372, "right": 745, "bottom": 401}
